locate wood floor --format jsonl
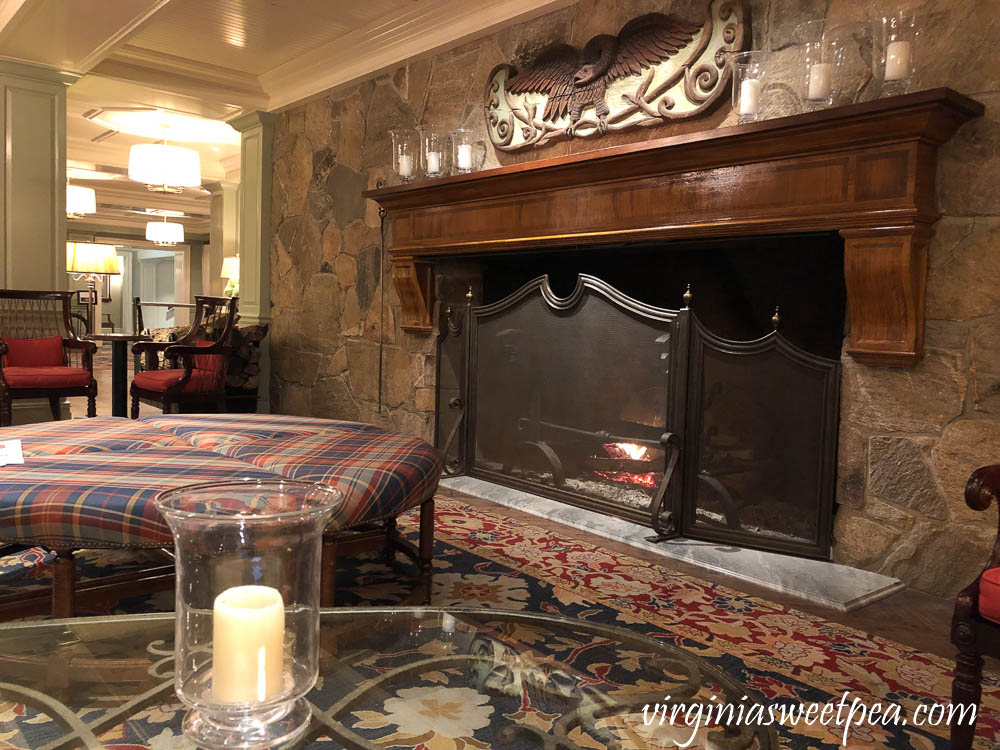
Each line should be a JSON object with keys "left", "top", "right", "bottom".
{"left": 439, "top": 486, "right": 971, "bottom": 665}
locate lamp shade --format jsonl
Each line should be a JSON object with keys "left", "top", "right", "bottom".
{"left": 128, "top": 143, "right": 201, "bottom": 188}
{"left": 66, "top": 184, "right": 96, "bottom": 216}
{"left": 220, "top": 255, "right": 240, "bottom": 279}
{"left": 67, "top": 242, "right": 120, "bottom": 274}
{"left": 146, "top": 220, "right": 184, "bottom": 245}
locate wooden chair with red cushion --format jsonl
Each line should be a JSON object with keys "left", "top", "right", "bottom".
{"left": 130, "top": 296, "right": 237, "bottom": 416}
{"left": 951, "top": 464, "right": 1000, "bottom": 749}
{"left": 0, "top": 290, "right": 97, "bottom": 426}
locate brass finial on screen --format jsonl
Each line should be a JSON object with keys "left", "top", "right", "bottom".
{"left": 466, "top": 285, "right": 474, "bottom": 302}
{"left": 771, "top": 306, "right": 781, "bottom": 330}
{"left": 682, "top": 284, "right": 693, "bottom": 307}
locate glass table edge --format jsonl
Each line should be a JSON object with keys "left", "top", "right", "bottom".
{"left": 0, "top": 606, "right": 632, "bottom": 633}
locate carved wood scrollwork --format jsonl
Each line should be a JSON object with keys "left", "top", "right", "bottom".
{"left": 484, "top": 0, "right": 745, "bottom": 151}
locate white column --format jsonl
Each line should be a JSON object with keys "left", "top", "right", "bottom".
{"left": 0, "top": 61, "right": 77, "bottom": 290}
{"left": 0, "top": 61, "right": 78, "bottom": 424}
{"left": 227, "top": 111, "right": 274, "bottom": 412}
{"left": 204, "top": 180, "right": 239, "bottom": 297}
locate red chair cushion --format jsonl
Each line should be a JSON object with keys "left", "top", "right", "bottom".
{"left": 3, "top": 336, "right": 64, "bottom": 367}
{"left": 2, "top": 366, "right": 91, "bottom": 388}
{"left": 980, "top": 567, "right": 1000, "bottom": 624}
{"left": 134, "top": 368, "right": 220, "bottom": 394}
{"left": 193, "top": 340, "right": 224, "bottom": 373}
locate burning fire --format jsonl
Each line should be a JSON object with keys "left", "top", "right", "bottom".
{"left": 598, "top": 442, "right": 659, "bottom": 489}
{"left": 598, "top": 470, "right": 661, "bottom": 489}
{"left": 603, "top": 442, "right": 649, "bottom": 461}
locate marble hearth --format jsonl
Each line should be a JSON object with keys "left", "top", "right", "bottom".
{"left": 443, "top": 475, "right": 904, "bottom": 612}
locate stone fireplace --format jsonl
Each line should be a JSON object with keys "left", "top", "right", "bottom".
{"left": 268, "top": 0, "right": 999, "bottom": 598}
{"left": 361, "top": 88, "right": 986, "bottom": 588}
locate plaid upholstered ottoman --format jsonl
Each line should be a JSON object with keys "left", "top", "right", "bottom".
{"left": 0, "top": 414, "right": 442, "bottom": 618}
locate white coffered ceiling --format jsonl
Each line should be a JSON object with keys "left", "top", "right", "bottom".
{"left": 0, "top": 0, "right": 572, "bottom": 235}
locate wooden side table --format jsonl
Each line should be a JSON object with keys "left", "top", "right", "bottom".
{"left": 85, "top": 333, "right": 151, "bottom": 418}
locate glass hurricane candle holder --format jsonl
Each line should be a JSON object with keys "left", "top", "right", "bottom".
{"left": 154, "top": 479, "right": 342, "bottom": 750}
{"left": 729, "top": 50, "right": 769, "bottom": 124}
{"left": 389, "top": 128, "right": 418, "bottom": 184}
{"left": 871, "top": 4, "right": 923, "bottom": 96}
{"left": 794, "top": 20, "right": 849, "bottom": 109}
{"left": 450, "top": 128, "right": 486, "bottom": 174}
{"left": 419, "top": 126, "right": 448, "bottom": 178}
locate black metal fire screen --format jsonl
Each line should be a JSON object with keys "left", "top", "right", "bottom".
{"left": 436, "top": 274, "right": 840, "bottom": 559}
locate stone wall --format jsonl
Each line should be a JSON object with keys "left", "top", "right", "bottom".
{"left": 268, "top": 0, "right": 1000, "bottom": 597}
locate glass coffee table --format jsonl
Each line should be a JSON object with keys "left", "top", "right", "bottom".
{"left": 0, "top": 608, "right": 777, "bottom": 749}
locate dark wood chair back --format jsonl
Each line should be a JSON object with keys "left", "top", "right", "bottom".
{"left": 0, "top": 290, "right": 85, "bottom": 368}
{"left": 0, "top": 289, "right": 97, "bottom": 425}
{"left": 130, "top": 296, "right": 239, "bottom": 417}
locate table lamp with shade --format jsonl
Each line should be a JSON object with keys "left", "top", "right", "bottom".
{"left": 66, "top": 242, "right": 120, "bottom": 334}
{"left": 221, "top": 254, "right": 239, "bottom": 297}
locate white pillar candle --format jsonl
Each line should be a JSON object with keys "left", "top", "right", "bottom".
{"left": 397, "top": 153, "right": 412, "bottom": 178}
{"left": 807, "top": 62, "right": 833, "bottom": 101}
{"left": 457, "top": 144, "right": 473, "bottom": 171}
{"left": 212, "top": 585, "right": 285, "bottom": 703}
{"left": 738, "top": 78, "right": 761, "bottom": 116}
{"left": 885, "top": 40, "right": 911, "bottom": 81}
{"left": 426, "top": 151, "right": 441, "bottom": 174}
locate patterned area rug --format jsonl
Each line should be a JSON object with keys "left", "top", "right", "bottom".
{"left": 0, "top": 496, "right": 996, "bottom": 749}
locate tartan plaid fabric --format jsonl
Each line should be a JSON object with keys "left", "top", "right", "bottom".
{"left": 141, "top": 415, "right": 443, "bottom": 527}
{"left": 12, "top": 418, "right": 189, "bottom": 457}
{"left": 0, "top": 415, "right": 441, "bottom": 549}
{"left": 0, "top": 447, "right": 281, "bottom": 548}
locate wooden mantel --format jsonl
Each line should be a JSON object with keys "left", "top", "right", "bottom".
{"left": 365, "top": 88, "right": 982, "bottom": 366}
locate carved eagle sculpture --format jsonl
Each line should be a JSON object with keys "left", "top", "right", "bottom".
{"left": 506, "top": 13, "right": 701, "bottom": 135}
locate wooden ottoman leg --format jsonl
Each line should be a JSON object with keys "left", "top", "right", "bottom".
{"left": 417, "top": 498, "right": 434, "bottom": 605}
{"left": 382, "top": 517, "right": 398, "bottom": 563}
{"left": 320, "top": 535, "right": 337, "bottom": 608}
{"left": 52, "top": 549, "right": 76, "bottom": 618}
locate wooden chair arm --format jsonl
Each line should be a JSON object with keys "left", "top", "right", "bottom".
{"left": 62, "top": 338, "right": 96, "bottom": 372}
{"left": 952, "top": 466, "right": 1000, "bottom": 646}
{"left": 132, "top": 340, "right": 172, "bottom": 371}
{"left": 63, "top": 338, "right": 97, "bottom": 375}
{"left": 0, "top": 341, "right": 6, "bottom": 357}
{"left": 131, "top": 340, "right": 172, "bottom": 356}
{"left": 968, "top": 465, "right": 1000, "bottom": 572}
{"left": 62, "top": 338, "right": 96, "bottom": 354}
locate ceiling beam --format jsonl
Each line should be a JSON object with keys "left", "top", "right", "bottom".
{"left": 0, "top": 0, "right": 175, "bottom": 72}
{"left": 75, "top": 0, "right": 174, "bottom": 71}
{"left": 90, "top": 45, "right": 268, "bottom": 111}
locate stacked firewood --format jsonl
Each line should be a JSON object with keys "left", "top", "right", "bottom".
{"left": 227, "top": 324, "right": 269, "bottom": 392}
